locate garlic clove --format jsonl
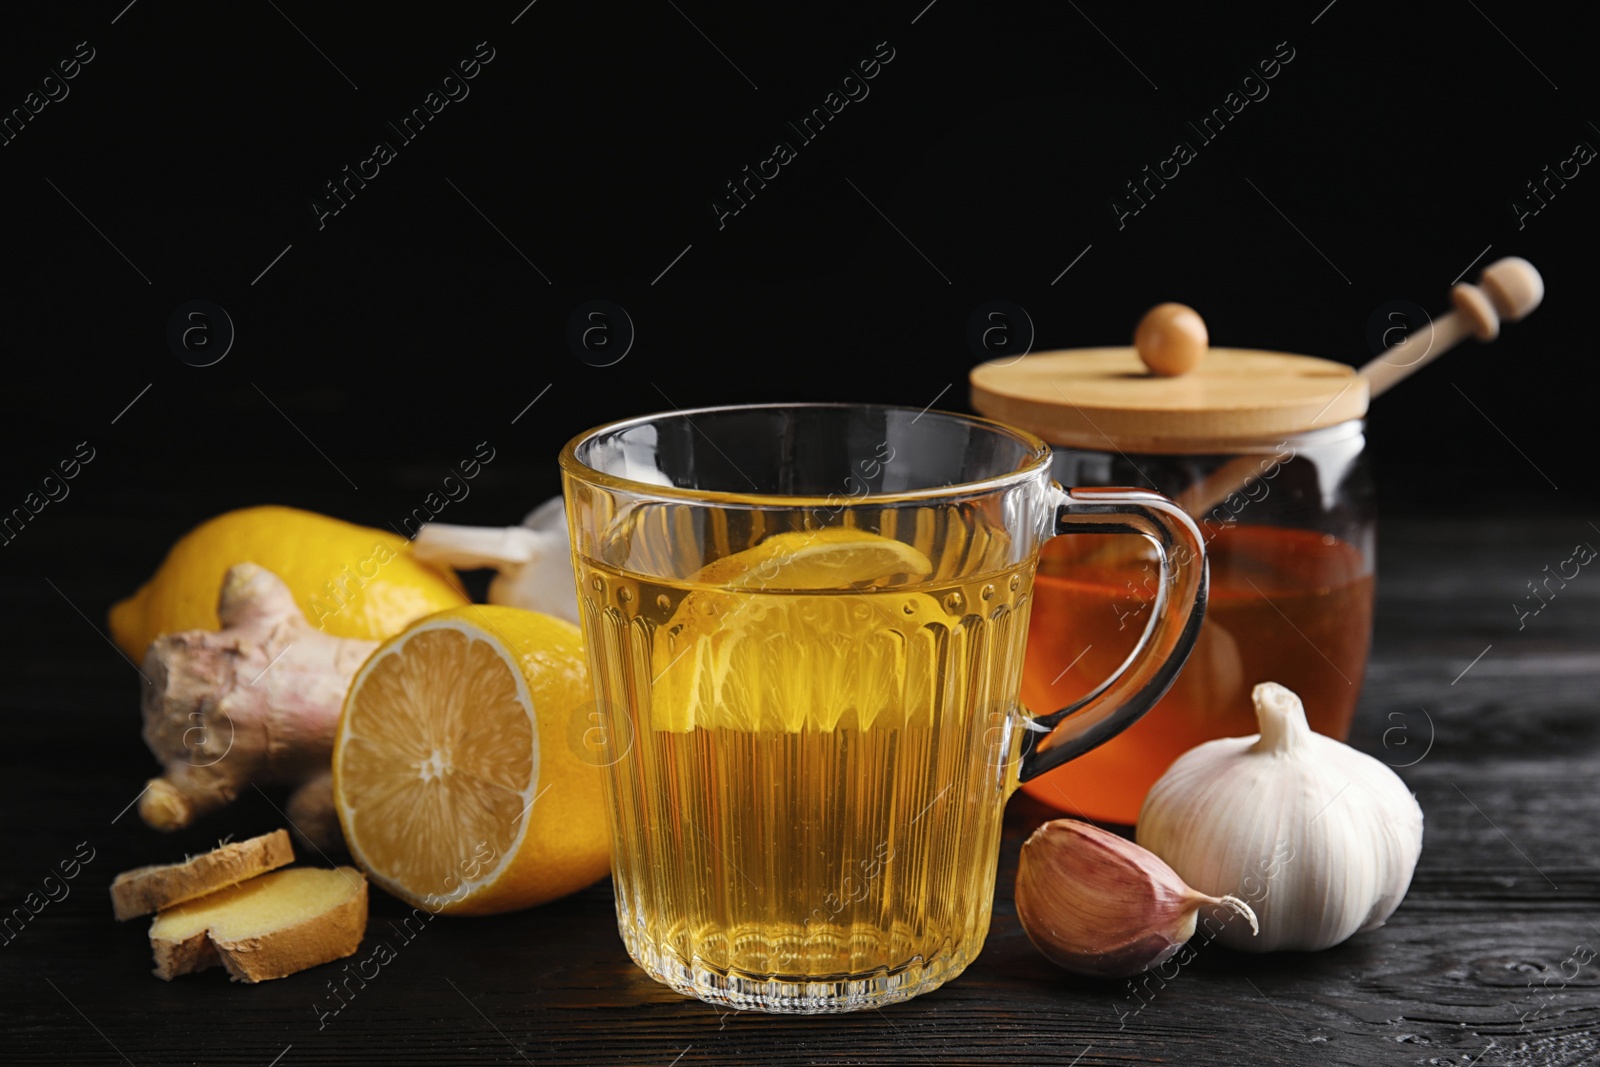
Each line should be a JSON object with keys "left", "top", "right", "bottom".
{"left": 1136, "top": 682, "right": 1424, "bottom": 953}
{"left": 1015, "top": 819, "right": 1257, "bottom": 978}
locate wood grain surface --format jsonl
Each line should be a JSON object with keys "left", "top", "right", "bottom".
{"left": 3, "top": 517, "right": 1597, "bottom": 1067}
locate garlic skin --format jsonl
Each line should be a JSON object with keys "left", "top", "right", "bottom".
{"left": 1136, "top": 682, "right": 1424, "bottom": 953}
{"left": 1015, "top": 819, "right": 1257, "bottom": 978}
{"left": 412, "top": 497, "right": 579, "bottom": 623}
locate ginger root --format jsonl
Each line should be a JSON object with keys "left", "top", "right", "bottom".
{"left": 138, "top": 563, "right": 376, "bottom": 844}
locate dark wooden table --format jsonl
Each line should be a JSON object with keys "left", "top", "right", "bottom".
{"left": 5, "top": 516, "right": 1597, "bottom": 1066}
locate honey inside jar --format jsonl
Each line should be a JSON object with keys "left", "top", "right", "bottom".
{"left": 1019, "top": 522, "right": 1374, "bottom": 825}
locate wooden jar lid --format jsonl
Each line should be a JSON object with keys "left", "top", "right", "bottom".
{"left": 970, "top": 346, "right": 1368, "bottom": 454}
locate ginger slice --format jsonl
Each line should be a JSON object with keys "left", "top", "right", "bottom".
{"left": 149, "top": 867, "right": 367, "bottom": 982}
{"left": 112, "top": 830, "right": 294, "bottom": 921}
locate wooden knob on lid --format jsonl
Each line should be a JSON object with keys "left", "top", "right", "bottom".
{"left": 1134, "top": 303, "right": 1208, "bottom": 376}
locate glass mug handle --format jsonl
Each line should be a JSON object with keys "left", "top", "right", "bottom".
{"left": 1017, "top": 486, "right": 1210, "bottom": 782}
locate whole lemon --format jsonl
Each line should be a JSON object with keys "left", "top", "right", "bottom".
{"left": 110, "top": 506, "right": 468, "bottom": 659}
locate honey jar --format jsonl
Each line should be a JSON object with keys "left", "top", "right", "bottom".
{"left": 971, "top": 307, "right": 1375, "bottom": 824}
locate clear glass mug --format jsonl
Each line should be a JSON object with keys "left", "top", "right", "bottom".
{"left": 559, "top": 403, "right": 1207, "bottom": 1013}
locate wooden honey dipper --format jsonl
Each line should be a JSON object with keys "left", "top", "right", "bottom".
{"left": 1164, "top": 257, "right": 1544, "bottom": 517}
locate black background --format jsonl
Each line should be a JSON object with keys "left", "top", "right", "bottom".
{"left": 2, "top": 0, "right": 1594, "bottom": 567}
{"left": 3, "top": 6, "right": 1598, "bottom": 1064}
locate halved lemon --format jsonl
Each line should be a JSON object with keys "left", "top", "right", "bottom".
{"left": 651, "top": 529, "right": 941, "bottom": 734}
{"left": 332, "top": 606, "right": 610, "bottom": 915}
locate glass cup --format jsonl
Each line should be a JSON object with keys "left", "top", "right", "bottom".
{"left": 559, "top": 403, "right": 1208, "bottom": 1013}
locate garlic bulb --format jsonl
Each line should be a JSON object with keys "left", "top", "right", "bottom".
{"left": 1015, "top": 818, "right": 1256, "bottom": 978}
{"left": 1136, "top": 682, "right": 1424, "bottom": 952}
{"left": 411, "top": 497, "right": 579, "bottom": 623}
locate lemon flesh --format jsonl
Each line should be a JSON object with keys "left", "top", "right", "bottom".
{"left": 333, "top": 606, "right": 610, "bottom": 915}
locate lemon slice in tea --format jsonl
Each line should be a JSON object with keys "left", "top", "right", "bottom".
{"left": 650, "top": 529, "right": 941, "bottom": 734}
{"left": 692, "top": 527, "right": 935, "bottom": 590}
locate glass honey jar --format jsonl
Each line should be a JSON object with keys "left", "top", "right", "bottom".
{"left": 971, "top": 313, "right": 1375, "bottom": 824}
